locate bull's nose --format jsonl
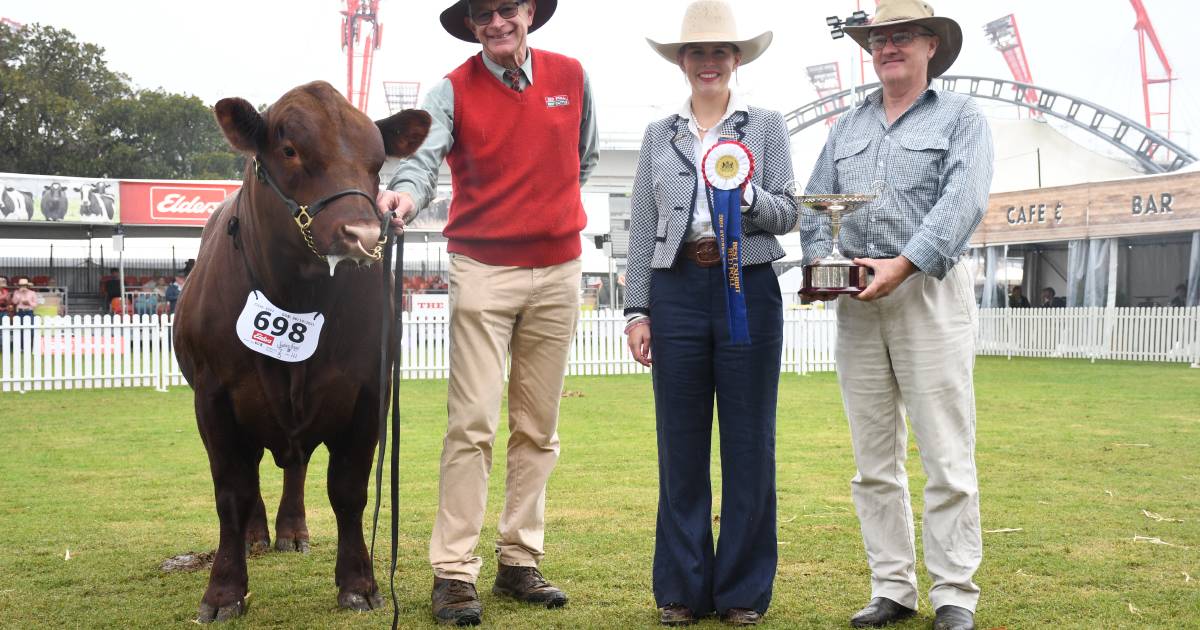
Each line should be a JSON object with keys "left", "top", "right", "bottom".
{"left": 342, "top": 223, "right": 383, "bottom": 256}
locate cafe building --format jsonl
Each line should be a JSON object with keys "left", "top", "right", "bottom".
{"left": 970, "top": 166, "right": 1200, "bottom": 309}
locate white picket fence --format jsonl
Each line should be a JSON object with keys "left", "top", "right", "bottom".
{"left": 977, "top": 306, "right": 1200, "bottom": 363}
{"left": 2, "top": 307, "right": 1196, "bottom": 392}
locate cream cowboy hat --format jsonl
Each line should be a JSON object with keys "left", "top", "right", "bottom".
{"left": 646, "top": 0, "right": 773, "bottom": 65}
{"left": 842, "top": 0, "right": 962, "bottom": 79}
{"left": 439, "top": 0, "right": 558, "bottom": 43}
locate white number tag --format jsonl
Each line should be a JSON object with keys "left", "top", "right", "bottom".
{"left": 235, "top": 291, "right": 325, "bottom": 363}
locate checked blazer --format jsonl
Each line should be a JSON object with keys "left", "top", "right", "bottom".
{"left": 624, "top": 106, "right": 799, "bottom": 316}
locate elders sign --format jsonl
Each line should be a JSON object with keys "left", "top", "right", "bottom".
{"left": 118, "top": 180, "right": 241, "bottom": 226}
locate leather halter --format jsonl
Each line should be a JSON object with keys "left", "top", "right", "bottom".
{"left": 253, "top": 155, "right": 387, "bottom": 262}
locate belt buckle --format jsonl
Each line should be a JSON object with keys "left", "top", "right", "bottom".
{"left": 695, "top": 240, "right": 721, "bottom": 266}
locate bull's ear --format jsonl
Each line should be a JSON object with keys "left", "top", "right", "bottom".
{"left": 376, "top": 109, "right": 432, "bottom": 158}
{"left": 214, "top": 98, "right": 266, "bottom": 154}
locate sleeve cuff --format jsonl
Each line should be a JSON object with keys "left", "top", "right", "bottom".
{"left": 899, "top": 235, "right": 948, "bottom": 279}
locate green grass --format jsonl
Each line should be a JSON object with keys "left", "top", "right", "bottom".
{"left": 0, "top": 357, "right": 1197, "bottom": 629}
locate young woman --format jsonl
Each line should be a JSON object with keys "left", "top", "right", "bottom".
{"left": 624, "top": 1, "right": 798, "bottom": 625}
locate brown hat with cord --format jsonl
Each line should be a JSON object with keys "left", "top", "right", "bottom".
{"left": 841, "top": 0, "right": 962, "bottom": 79}
{"left": 440, "top": 0, "right": 557, "bottom": 43}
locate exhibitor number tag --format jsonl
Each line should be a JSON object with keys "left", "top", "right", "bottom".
{"left": 235, "top": 291, "right": 325, "bottom": 363}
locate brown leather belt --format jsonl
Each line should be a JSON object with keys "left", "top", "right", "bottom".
{"left": 682, "top": 237, "right": 721, "bottom": 268}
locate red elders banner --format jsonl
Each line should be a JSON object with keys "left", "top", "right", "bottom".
{"left": 118, "top": 180, "right": 241, "bottom": 226}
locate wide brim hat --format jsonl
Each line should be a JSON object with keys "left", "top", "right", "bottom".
{"left": 440, "top": 0, "right": 558, "bottom": 43}
{"left": 842, "top": 0, "right": 962, "bottom": 79}
{"left": 646, "top": 0, "right": 773, "bottom": 65}
{"left": 17, "top": 278, "right": 29, "bottom": 286}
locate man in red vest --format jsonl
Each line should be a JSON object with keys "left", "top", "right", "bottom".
{"left": 376, "top": 0, "right": 597, "bottom": 625}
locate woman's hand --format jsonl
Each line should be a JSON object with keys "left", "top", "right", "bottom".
{"left": 626, "top": 319, "right": 652, "bottom": 367}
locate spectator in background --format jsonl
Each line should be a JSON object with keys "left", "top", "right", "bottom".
{"left": 165, "top": 273, "right": 185, "bottom": 314}
{"left": 1170, "top": 283, "right": 1187, "bottom": 308}
{"left": 1040, "top": 287, "right": 1064, "bottom": 308}
{"left": 0, "top": 277, "right": 11, "bottom": 316}
{"left": 103, "top": 267, "right": 121, "bottom": 313}
{"left": 1008, "top": 285, "right": 1030, "bottom": 308}
{"left": 13, "top": 278, "right": 38, "bottom": 321}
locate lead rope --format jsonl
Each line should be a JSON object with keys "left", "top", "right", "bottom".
{"left": 368, "top": 216, "right": 403, "bottom": 629}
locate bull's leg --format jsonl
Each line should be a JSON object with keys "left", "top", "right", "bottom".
{"left": 327, "top": 437, "right": 384, "bottom": 611}
{"left": 196, "top": 392, "right": 261, "bottom": 622}
{"left": 244, "top": 452, "right": 271, "bottom": 554}
{"left": 274, "top": 463, "right": 311, "bottom": 553}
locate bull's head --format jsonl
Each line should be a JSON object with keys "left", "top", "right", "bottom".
{"left": 214, "top": 81, "right": 430, "bottom": 275}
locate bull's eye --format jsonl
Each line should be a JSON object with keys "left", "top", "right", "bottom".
{"left": 282, "top": 146, "right": 297, "bottom": 158}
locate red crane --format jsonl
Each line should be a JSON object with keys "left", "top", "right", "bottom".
{"left": 1129, "top": 0, "right": 1173, "bottom": 141}
{"left": 806, "top": 63, "right": 844, "bottom": 127}
{"left": 984, "top": 14, "right": 1038, "bottom": 116}
{"left": 341, "top": 0, "right": 383, "bottom": 113}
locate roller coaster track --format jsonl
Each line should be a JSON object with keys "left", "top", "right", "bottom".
{"left": 782, "top": 75, "right": 1196, "bottom": 174}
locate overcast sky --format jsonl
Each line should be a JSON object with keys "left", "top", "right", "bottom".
{"left": 5, "top": 0, "right": 1199, "bottom": 152}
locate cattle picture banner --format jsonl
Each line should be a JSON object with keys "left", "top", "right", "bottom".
{"left": 0, "top": 172, "right": 120, "bottom": 224}
{"left": 119, "top": 180, "right": 241, "bottom": 227}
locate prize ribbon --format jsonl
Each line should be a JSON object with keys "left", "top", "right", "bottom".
{"left": 702, "top": 140, "right": 755, "bottom": 345}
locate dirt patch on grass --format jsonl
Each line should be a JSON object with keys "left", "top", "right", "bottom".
{"left": 160, "top": 550, "right": 213, "bottom": 573}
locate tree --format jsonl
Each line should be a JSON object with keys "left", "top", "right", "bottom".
{"left": 0, "top": 23, "right": 240, "bottom": 179}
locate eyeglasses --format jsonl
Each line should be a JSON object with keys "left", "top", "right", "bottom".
{"left": 866, "top": 31, "right": 933, "bottom": 51}
{"left": 469, "top": 0, "right": 527, "bottom": 26}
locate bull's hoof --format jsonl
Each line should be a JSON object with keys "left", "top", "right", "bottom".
{"left": 245, "top": 539, "right": 271, "bottom": 556}
{"left": 274, "top": 536, "right": 310, "bottom": 553}
{"left": 197, "top": 596, "right": 249, "bottom": 623}
{"left": 338, "top": 589, "right": 385, "bottom": 611}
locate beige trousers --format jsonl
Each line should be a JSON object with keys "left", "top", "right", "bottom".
{"left": 835, "top": 263, "right": 982, "bottom": 612}
{"left": 429, "top": 253, "right": 581, "bottom": 583}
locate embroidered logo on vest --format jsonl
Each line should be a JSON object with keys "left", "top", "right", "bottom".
{"left": 544, "top": 95, "right": 570, "bottom": 108}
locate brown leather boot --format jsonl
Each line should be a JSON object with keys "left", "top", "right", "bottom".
{"left": 431, "top": 577, "right": 482, "bottom": 626}
{"left": 660, "top": 603, "right": 698, "bottom": 626}
{"left": 491, "top": 564, "right": 568, "bottom": 608}
{"left": 721, "top": 608, "right": 764, "bottom": 626}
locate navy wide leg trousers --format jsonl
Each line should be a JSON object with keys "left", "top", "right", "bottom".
{"left": 649, "top": 260, "right": 782, "bottom": 616}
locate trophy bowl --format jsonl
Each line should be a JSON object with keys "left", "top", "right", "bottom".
{"left": 795, "top": 193, "right": 878, "bottom": 296}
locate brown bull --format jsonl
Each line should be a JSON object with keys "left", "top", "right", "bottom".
{"left": 174, "top": 81, "right": 429, "bottom": 622}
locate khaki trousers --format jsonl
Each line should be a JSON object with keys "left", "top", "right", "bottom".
{"left": 835, "top": 263, "right": 982, "bottom": 612}
{"left": 430, "top": 253, "right": 581, "bottom": 582}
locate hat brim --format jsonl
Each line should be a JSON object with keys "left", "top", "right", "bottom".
{"left": 843, "top": 16, "right": 961, "bottom": 79}
{"left": 646, "top": 30, "right": 773, "bottom": 66}
{"left": 440, "top": 0, "right": 557, "bottom": 43}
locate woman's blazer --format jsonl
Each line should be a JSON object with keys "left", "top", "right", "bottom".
{"left": 624, "top": 106, "right": 799, "bottom": 316}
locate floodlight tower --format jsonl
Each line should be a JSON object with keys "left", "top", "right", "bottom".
{"left": 984, "top": 14, "right": 1039, "bottom": 117}
{"left": 806, "top": 63, "right": 844, "bottom": 127}
{"left": 826, "top": 9, "right": 869, "bottom": 102}
{"left": 383, "top": 81, "right": 421, "bottom": 115}
{"left": 341, "top": 0, "right": 383, "bottom": 113}
{"left": 1129, "top": 0, "right": 1174, "bottom": 143}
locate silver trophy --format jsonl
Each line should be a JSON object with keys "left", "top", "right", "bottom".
{"left": 796, "top": 182, "right": 885, "bottom": 296}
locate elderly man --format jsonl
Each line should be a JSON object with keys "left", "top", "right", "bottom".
{"left": 12, "top": 278, "right": 39, "bottom": 321}
{"left": 799, "top": 1, "right": 993, "bottom": 629}
{"left": 376, "top": 0, "right": 597, "bottom": 625}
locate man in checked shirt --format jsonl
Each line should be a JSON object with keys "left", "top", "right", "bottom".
{"left": 799, "top": 2, "right": 993, "bottom": 630}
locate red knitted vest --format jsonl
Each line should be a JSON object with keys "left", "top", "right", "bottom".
{"left": 445, "top": 49, "right": 586, "bottom": 267}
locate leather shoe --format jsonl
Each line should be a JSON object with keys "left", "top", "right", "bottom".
{"left": 431, "top": 577, "right": 482, "bottom": 626}
{"left": 933, "top": 605, "right": 975, "bottom": 630}
{"left": 722, "top": 607, "right": 763, "bottom": 625}
{"left": 660, "top": 603, "right": 697, "bottom": 626}
{"left": 492, "top": 564, "right": 568, "bottom": 608}
{"left": 850, "top": 597, "right": 916, "bottom": 628}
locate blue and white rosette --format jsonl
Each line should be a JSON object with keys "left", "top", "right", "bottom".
{"left": 702, "top": 140, "right": 755, "bottom": 345}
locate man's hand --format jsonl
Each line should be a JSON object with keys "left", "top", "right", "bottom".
{"left": 626, "top": 320, "right": 652, "bottom": 367}
{"left": 376, "top": 189, "right": 416, "bottom": 235}
{"left": 852, "top": 256, "right": 917, "bottom": 301}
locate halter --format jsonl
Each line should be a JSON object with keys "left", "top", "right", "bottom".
{"left": 253, "top": 155, "right": 388, "bottom": 262}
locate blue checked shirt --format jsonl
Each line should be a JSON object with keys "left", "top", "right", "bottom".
{"left": 800, "top": 86, "right": 993, "bottom": 279}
